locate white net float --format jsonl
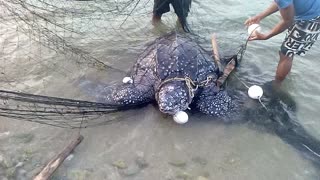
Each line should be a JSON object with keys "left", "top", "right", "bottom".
{"left": 173, "top": 111, "right": 189, "bottom": 124}
{"left": 122, "top": 77, "right": 133, "bottom": 84}
{"left": 248, "top": 24, "right": 261, "bottom": 35}
{"left": 248, "top": 85, "right": 263, "bottom": 99}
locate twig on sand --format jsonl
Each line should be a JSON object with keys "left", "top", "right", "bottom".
{"left": 33, "top": 134, "right": 84, "bottom": 180}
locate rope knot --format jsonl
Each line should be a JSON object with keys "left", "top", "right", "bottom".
{"left": 156, "top": 75, "right": 216, "bottom": 103}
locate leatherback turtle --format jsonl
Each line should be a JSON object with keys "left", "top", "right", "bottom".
{"left": 85, "top": 34, "right": 320, "bottom": 168}
{"left": 95, "top": 33, "right": 235, "bottom": 119}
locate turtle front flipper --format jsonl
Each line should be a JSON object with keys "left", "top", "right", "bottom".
{"left": 101, "top": 62, "right": 159, "bottom": 106}
{"left": 78, "top": 78, "right": 155, "bottom": 108}
{"left": 99, "top": 83, "right": 155, "bottom": 107}
{"left": 194, "top": 84, "right": 234, "bottom": 116}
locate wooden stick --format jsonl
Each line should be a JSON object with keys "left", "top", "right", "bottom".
{"left": 211, "top": 34, "right": 223, "bottom": 74}
{"left": 216, "top": 57, "right": 236, "bottom": 87}
{"left": 211, "top": 34, "right": 220, "bottom": 62}
{"left": 33, "top": 134, "right": 84, "bottom": 180}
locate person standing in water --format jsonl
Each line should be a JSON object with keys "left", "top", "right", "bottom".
{"left": 152, "top": 0, "right": 192, "bottom": 32}
{"left": 245, "top": 0, "right": 320, "bottom": 85}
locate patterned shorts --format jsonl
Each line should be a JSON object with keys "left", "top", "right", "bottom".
{"left": 281, "top": 16, "right": 320, "bottom": 57}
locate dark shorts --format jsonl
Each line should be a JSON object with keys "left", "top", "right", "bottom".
{"left": 281, "top": 16, "right": 320, "bottom": 57}
{"left": 153, "top": 0, "right": 189, "bottom": 18}
{"left": 153, "top": 0, "right": 171, "bottom": 16}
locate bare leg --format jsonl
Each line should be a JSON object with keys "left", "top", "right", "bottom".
{"left": 152, "top": 14, "right": 162, "bottom": 24}
{"left": 275, "top": 51, "right": 293, "bottom": 85}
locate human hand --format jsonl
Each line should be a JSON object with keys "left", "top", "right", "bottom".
{"left": 248, "top": 31, "right": 269, "bottom": 41}
{"left": 244, "top": 15, "right": 261, "bottom": 26}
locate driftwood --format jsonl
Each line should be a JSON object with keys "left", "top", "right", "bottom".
{"left": 33, "top": 134, "right": 84, "bottom": 180}
{"left": 217, "top": 57, "right": 236, "bottom": 87}
{"left": 211, "top": 33, "right": 236, "bottom": 87}
{"left": 211, "top": 34, "right": 223, "bottom": 75}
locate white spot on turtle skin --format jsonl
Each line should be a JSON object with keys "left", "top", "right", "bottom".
{"left": 167, "top": 85, "right": 175, "bottom": 91}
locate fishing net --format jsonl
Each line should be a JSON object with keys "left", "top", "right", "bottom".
{"left": 0, "top": 0, "right": 248, "bottom": 128}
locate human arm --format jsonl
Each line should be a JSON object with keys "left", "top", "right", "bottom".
{"left": 244, "top": 2, "right": 279, "bottom": 26}
{"left": 249, "top": 3, "right": 294, "bottom": 41}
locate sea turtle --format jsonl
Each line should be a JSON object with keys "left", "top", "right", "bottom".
{"left": 95, "top": 32, "right": 236, "bottom": 120}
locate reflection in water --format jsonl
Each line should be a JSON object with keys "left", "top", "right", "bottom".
{"left": 238, "top": 81, "right": 320, "bottom": 168}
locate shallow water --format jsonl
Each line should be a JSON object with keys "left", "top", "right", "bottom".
{"left": 0, "top": 0, "right": 320, "bottom": 179}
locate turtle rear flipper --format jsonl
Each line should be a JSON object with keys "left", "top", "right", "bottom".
{"left": 194, "top": 84, "right": 234, "bottom": 117}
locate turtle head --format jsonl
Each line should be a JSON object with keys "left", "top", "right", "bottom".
{"left": 157, "top": 81, "right": 190, "bottom": 115}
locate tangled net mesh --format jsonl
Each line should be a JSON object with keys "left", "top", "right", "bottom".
{"left": 0, "top": 0, "right": 247, "bottom": 128}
